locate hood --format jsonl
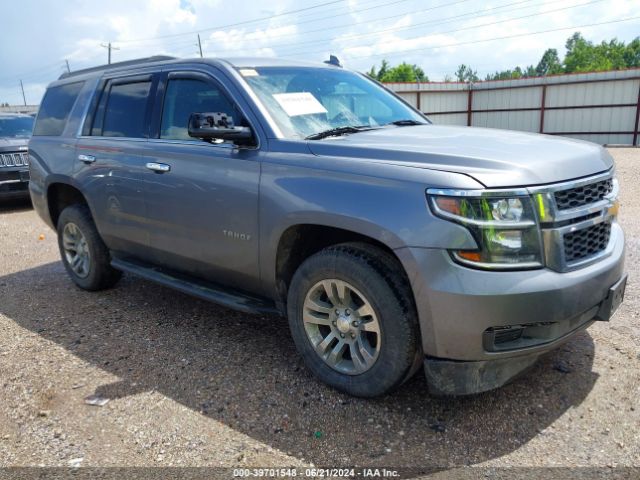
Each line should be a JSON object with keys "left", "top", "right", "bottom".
{"left": 306, "top": 125, "right": 613, "bottom": 188}
{"left": 0, "top": 137, "right": 29, "bottom": 153}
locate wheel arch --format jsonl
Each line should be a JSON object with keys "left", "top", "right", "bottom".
{"left": 271, "top": 222, "right": 412, "bottom": 311}
{"left": 46, "top": 180, "right": 89, "bottom": 228}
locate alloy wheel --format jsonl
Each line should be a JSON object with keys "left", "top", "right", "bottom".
{"left": 62, "top": 222, "right": 91, "bottom": 278}
{"left": 302, "top": 279, "right": 381, "bottom": 375}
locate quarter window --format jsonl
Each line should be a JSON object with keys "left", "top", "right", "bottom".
{"left": 160, "top": 78, "right": 236, "bottom": 140}
{"left": 101, "top": 81, "right": 152, "bottom": 138}
{"left": 33, "top": 82, "right": 84, "bottom": 136}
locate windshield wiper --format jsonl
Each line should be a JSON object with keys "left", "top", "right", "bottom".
{"left": 385, "top": 119, "right": 425, "bottom": 126}
{"left": 306, "top": 125, "right": 375, "bottom": 140}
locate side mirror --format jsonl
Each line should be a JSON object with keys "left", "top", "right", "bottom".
{"left": 188, "top": 112, "right": 253, "bottom": 144}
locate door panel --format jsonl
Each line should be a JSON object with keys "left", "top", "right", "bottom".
{"left": 74, "top": 137, "right": 150, "bottom": 259}
{"left": 143, "top": 141, "right": 261, "bottom": 292}
{"left": 142, "top": 71, "right": 262, "bottom": 293}
{"left": 73, "top": 73, "right": 157, "bottom": 261}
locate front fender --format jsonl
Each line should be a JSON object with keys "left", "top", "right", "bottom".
{"left": 259, "top": 155, "right": 480, "bottom": 296}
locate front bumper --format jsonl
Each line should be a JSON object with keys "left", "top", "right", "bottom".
{"left": 0, "top": 169, "right": 30, "bottom": 199}
{"left": 395, "top": 222, "right": 625, "bottom": 393}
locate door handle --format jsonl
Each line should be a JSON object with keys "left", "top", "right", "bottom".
{"left": 78, "top": 154, "right": 96, "bottom": 164}
{"left": 146, "top": 162, "right": 171, "bottom": 173}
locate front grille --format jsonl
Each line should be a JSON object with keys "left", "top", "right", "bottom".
{"left": 554, "top": 178, "right": 613, "bottom": 210}
{"left": 563, "top": 221, "right": 611, "bottom": 263}
{"left": 0, "top": 152, "right": 29, "bottom": 167}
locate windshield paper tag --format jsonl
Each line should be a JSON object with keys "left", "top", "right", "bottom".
{"left": 273, "top": 92, "right": 327, "bottom": 117}
{"left": 239, "top": 68, "right": 259, "bottom": 77}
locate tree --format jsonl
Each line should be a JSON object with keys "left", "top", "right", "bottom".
{"left": 368, "top": 60, "right": 429, "bottom": 82}
{"left": 623, "top": 37, "right": 640, "bottom": 67}
{"left": 380, "top": 63, "right": 413, "bottom": 82}
{"left": 455, "top": 64, "right": 479, "bottom": 82}
{"left": 412, "top": 64, "right": 428, "bottom": 82}
{"left": 535, "top": 48, "right": 563, "bottom": 76}
{"left": 368, "top": 33, "right": 640, "bottom": 84}
{"left": 562, "top": 32, "right": 628, "bottom": 72}
{"left": 464, "top": 33, "right": 638, "bottom": 81}
{"left": 377, "top": 59, "right": 389, "bottom": 80}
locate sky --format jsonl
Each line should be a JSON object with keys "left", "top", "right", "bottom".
{"left": 0, "top": 0, "right": 638, "bottom": 105}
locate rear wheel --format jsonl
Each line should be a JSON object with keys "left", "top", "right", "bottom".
{"left": 287, "top": 243, "right": 418, "bottom": 397}
{"left": 57, "top": 204, "right": 121, "bottom": 291}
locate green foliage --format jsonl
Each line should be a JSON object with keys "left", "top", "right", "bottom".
{"left": 454, "top": 64, "right": 479, "bottom": 82}
{"left": 476, "top": 34, "right": 639, "bottom": 82}
{"left": 536, "top": 49, "right": 563, "bottom": 76}
{"left": 563, "top": 32, "right": 632, "bottom": 72}
{"left": 485, "top": 65, "right": 537, "bottom": 81}
{"left": 623, "top": 37, "right": 640, "bottom": 67}
{"left": 367, "top": 60, "right": 428, "bottom": 82}
{"left": 368, "top": 33, "right": 639, "bottom": 84}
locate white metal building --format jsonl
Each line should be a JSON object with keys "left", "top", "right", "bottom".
{"left": 386, "top": 68, "right": 640, "bottom": 146}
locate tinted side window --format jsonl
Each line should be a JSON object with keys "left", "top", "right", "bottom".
{"left": 33, "top": 82, "right": 84, "bottom": 136}
{"left": 102, "top": 81, "right": 152, "bottom": 138}
{"left": 160, "top": 79, "right": 236, "bottom": 140}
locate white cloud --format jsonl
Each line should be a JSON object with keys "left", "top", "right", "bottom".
{"left": 203, "top": 24, "right": 297, "bottom": 57}
{"left": 0, "top": 0, "right": 637, "bottom": 105}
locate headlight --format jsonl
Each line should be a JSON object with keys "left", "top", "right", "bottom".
{"left": 427, "top": 189, "right": 543, "bottom": 270}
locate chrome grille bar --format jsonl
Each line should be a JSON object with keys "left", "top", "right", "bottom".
{"left": 527, "top": 170, "right": 618, "bottom": 272}
{"left": 0, "top": 152, "right": 29, "bottom": 168}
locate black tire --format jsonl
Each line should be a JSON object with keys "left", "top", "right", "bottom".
{"left": 56, "top": 204, "right": 121, "bottom": 291}
{"left": 287, "top": 242, "right": 419, "bottom": 397}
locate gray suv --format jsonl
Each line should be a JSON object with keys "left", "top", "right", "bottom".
{"left": 29, "top": 56, "right": 626, "bottom": 396}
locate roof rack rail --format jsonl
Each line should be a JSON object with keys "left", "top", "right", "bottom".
{"left": 59, "top": 55, "right": 177, "bottom": 79}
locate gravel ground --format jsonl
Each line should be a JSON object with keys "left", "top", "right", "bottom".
{"left": 0, "top": 148, "right": 638, "bottom": 477}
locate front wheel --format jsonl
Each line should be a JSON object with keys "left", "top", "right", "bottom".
{"left": 287, "top": 243, "right": 418, "bottom": 397}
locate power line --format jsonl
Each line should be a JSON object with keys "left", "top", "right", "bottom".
{"left": 116, "top": 0, "right": 349, "bottom": 44}
{"left": 0, "top": 61, "right": 66, "bottom": 82}
{"left": 344, "top": 15, "right": 640, "bottom": 62}
{"left": 280, "top": 0, "right": 604, "bottom": 58}
{"left": 271, "top": 0, "right": 542, "bottom": 54}
{"left": 186, "top": 0, "right": 488, "bottom": 60}
{"left": 113, "top": 0, "right": 413, "bottom": 49}
{"left": 0, "top": 0, "right": 498, "bottom": 80}
{"left": 211, "top": 0, "right": 477, "bottom": 54}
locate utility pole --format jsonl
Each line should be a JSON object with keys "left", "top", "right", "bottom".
{"left": 65, "top": 59, "right": 71, "bottom": 73}
{"left": 19, "top": 80, "right": 26, "bottom": 106}
{"left": 197, "top": 34, "right": 203, "bottom": 58}
{"left": 100, "top": 42, "right": 120, "bottom": 64}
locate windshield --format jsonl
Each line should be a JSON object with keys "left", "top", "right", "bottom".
{"left": 239, "top": 67, "right": 427, "bottom": 139}
{"left": 0, "top": 116, "right": 34, "bottom": 138}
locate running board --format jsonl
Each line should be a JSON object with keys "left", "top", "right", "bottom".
{"left": 111, "top": 258, "right": 279, "bottom": 315}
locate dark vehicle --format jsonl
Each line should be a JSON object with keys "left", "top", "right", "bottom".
{"left": 28, "top": 57, "right": 626, "bottom": 396}
{"left": 0, "top": 113, "right": 33, "bottom": 200}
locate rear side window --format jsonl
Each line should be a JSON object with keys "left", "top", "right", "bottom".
{"left": 33, "top": 82, "right": 84, "bottom": 136}
{"left": 101, "top": 81, "right": 152, "bottom": 138}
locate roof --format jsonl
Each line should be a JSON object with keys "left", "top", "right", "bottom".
{"left": 220, "top": 57, "right": 337, "bottom": 68}
{"left": 58, "top": 55, "right": 177, "bottom": 79}
{"left": 57, "top": 56, "right": 342, "bottom": 81}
